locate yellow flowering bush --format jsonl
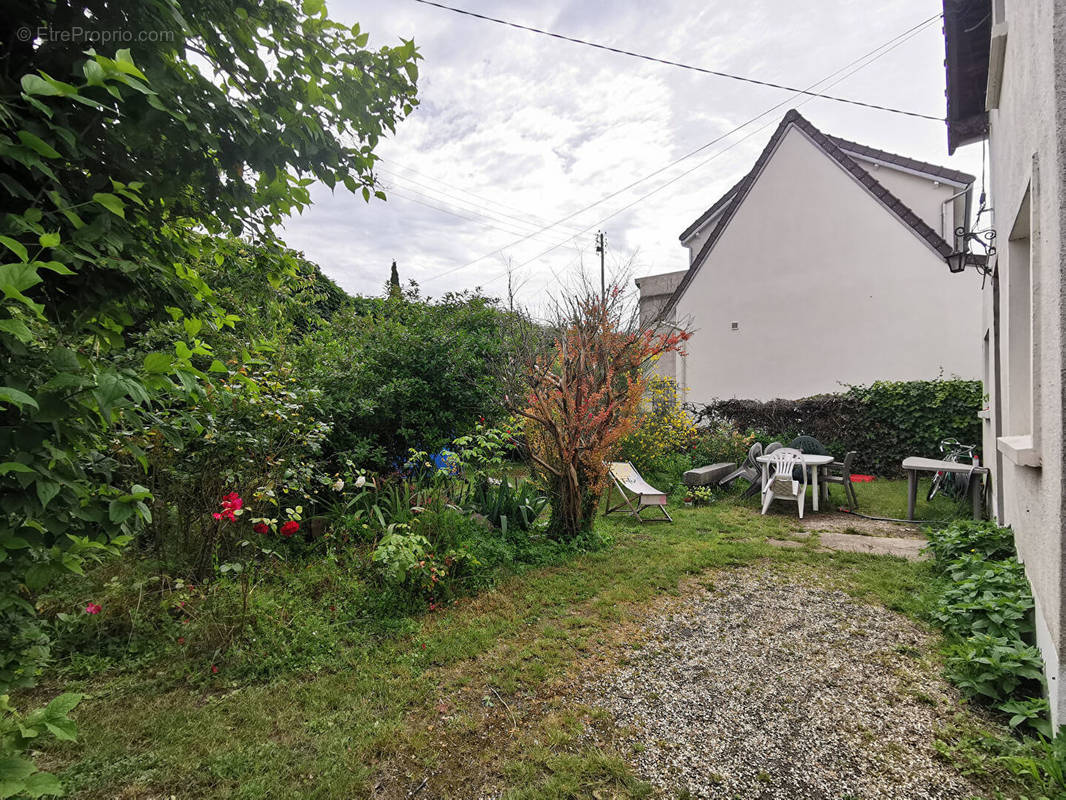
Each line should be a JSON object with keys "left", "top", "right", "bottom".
{"left": 615, "top": 377, "right": 698, "bottom": 470}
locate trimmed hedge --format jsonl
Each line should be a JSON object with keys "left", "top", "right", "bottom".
{"left": 689, "top": 379, "right": 983, "bottom": 476}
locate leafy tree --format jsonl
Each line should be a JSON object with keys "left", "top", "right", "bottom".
{"left": 0, "top": 1, "right": 418, "bottom": 691}
{"left": 506, "top": 286, "right": 689, "bottom": 540}
{"left": 295, "top": 285, "right": 508, "bottom": 470}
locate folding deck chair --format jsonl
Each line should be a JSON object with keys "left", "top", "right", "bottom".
{"left": 604, "top": 461, "right": 673, "bottom": 522}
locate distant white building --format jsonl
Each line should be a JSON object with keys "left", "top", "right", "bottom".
{"left": 636, "top": 109, "right": 984, "bottom": 402}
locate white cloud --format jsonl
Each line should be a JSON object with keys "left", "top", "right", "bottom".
{"left": 280, "top": 0, "right": 984, "bottom": 312}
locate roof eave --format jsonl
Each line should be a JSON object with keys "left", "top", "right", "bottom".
{"left": 943, "top": 0, "right": 992, "bottom": 154}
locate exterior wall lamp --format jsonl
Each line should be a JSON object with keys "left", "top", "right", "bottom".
{"left": 946, "top": 224, "right": 996, "bottom": 275}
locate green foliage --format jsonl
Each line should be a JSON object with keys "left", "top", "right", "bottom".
{"left": 687, "top": 423, "right": 757, "bottom": 468}
{"left": 690, "top": 487, "right": 715, "bottom": 506}
{"left": 997, "top": 725, "right": 1066, "bottom": 794}
{"left": 635, "top": 451, "right": 695, "bottom": 495}
{"left": 694, "top": 378, "right": 983, "bottom": 476}
{"left": 927, "top": 521, "right": 1052, "bottom": 738}
{"left": 0, "top": 8, "right": 417, "bottom": 793}
{"left": 295, "top": 286, "right": 509, "bottom": 469}
{"left": 926, "top": 519, "right": 1017, "bottom": 563}
{"left": 0, "top": 692, "right": 82, "bottom": 799}
{"left": 139, "top": 358, "right": 333, "bottom": 576}
{"left": 615, "top": 377, "right": 697, "bottom": 473}
{"left": 468, "top": 476, "right": 548, "bottom": 533}
{"left": 932, "top": 555, "right": 1034, "bottom": 639}
{"left": 945, "top": 634, "right": 1045, "bottom": 705}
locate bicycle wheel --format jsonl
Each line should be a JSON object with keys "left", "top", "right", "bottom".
{"left": 927, "top": 471, "right": 945, "bottom": 502}
{"left": 949, "top": 472, "right": 973, "bottom": 503}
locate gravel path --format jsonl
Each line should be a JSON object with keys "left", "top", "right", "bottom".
{"left": 585, "top": 568, "right": 982, "bottom": 800}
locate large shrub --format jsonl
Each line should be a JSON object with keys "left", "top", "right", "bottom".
{"left": 691, "top": 378, "right": 983, "bottom": 475}
{"left": 295, "top": 286, "right": 509, "bottom": 470}
{"left": 616, "top": 377, "right": 698, "bottom": 473}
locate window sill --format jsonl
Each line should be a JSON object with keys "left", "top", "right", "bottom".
{"left": 997, "top": 435, "right": 1042, "bottom": 467}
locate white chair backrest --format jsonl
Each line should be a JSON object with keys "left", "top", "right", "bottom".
{"left": 767, "top": 448, "right": 806, "bottom": 485}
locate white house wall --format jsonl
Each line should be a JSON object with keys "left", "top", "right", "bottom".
{"left": 849, "top": 159, "right": 962, "bottom": 242}
{"left": 981, "top": 0, "right": 1066, "bottom": 724}
{"left": 673, "top": 124, "right": 983, "bottom": 402}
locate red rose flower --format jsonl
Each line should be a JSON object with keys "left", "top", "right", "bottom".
{"left": 85, "top": 602, "right": 102, "bottom": 615}
{"left": 280, "top": 520, "right": 300, "bottom": 537}
{"left": 211, "top": 664, "right": 219, "bottom": 674}
{"left": 213, "top": 493, "right": 243, "bottom": 522}
{"left": 253, "top": 523, "right": 269, "bottom": 534}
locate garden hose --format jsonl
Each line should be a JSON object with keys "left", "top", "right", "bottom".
{"left": 835, "top": 507, "right": 952, "bottom": 526}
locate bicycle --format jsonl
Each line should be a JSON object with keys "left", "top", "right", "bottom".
{"left": 927, "top": 438, "right": 979, "bottom": 502}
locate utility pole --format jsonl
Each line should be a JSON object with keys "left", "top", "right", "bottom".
{"left": 595, "top": 230, "right": 607, "bottom": 302}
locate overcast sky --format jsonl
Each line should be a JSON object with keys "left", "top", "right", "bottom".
{"left": 280, "top": 0, "right": 983, "bottom": 309}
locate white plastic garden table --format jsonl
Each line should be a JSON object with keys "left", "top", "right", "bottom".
{"left": 756, "top": 453, "right": 835, "bottom": 511}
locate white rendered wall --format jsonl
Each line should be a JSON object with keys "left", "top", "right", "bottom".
{"left": 672, "top": 124, "right": 983, "bottom": 403}
{"left": 982, "top": 0, "right": 1066, "bottom": 726}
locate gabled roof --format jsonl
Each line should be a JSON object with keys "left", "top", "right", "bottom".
{"left": 665, "top": 110, "right": 972, "bottom": 315}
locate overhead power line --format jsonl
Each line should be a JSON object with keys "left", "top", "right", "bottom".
{"left": 422, "top": 12, "right": 941, "bottom": 285}
{"left": 379, "top": 161, "right": 586, "bottom": 236}
{"left": 381, "top": 181, "right": 576, "bottom": 245}
{"left": 495, "top": 16, "right": 942, "bottom": 280}
{"left": 379, "top": 166, "right": 583, "bottom": 238}
{"left": 409, "top": 0, "right": 944, "bottom": 121}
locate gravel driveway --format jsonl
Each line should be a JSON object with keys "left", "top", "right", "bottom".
{"left": 585, "top": 568, "right": 983, "bottom": 800}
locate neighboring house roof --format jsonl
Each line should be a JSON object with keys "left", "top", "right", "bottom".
{"left": 677, "top": 176, "right": 744, "bottom": 242}
{"left": 680, "top": 116, "right": 975, "bottom": 247}
{"left": 665, "top": 109, "right": 973, "bottom": 316}
{"left": 826, "top": 134, "right": 975, "bottom": 186}
{"left": 942, "top": 0, "right": 992, "bottom": 154}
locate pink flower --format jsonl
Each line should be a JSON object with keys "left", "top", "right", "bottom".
{"left": 84, "top": 602, "right": 102, "bottom": 615}
{"left": 280, "top": 520, "right": 300, "bottom": 537}
{"left": 253, "top": 523, "right": 269, "bottom": 534}
{"left": 211, "top": 664, "right": 219, "bottom": 674}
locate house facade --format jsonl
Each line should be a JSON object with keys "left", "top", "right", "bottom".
{"left": 943, "top": 0, "right": 1066, "bottom": 724}
{"left": 637, "top": 110, "right": 984, "bottom": 402}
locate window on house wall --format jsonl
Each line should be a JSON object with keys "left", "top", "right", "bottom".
{"left": 1006, "top": 191, "right": 1032, "bottom": 437}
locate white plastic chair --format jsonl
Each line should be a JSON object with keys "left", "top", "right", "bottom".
{"left": 760, "top": 447, "right": 808, "bottom": 518}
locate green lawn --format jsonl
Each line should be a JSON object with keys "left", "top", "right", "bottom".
{"left": 701, "top": 474, "right": 973, "bottom": 526}
{"left": 29, "top": 491, "right": 1033, "bottom": 800}
{"left": 842, "top": 475, "right": 979, "bottom": 523}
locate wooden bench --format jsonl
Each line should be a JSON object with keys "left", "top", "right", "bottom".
{"left": 901, "top": 456, "right": 990, "bottom": 520}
